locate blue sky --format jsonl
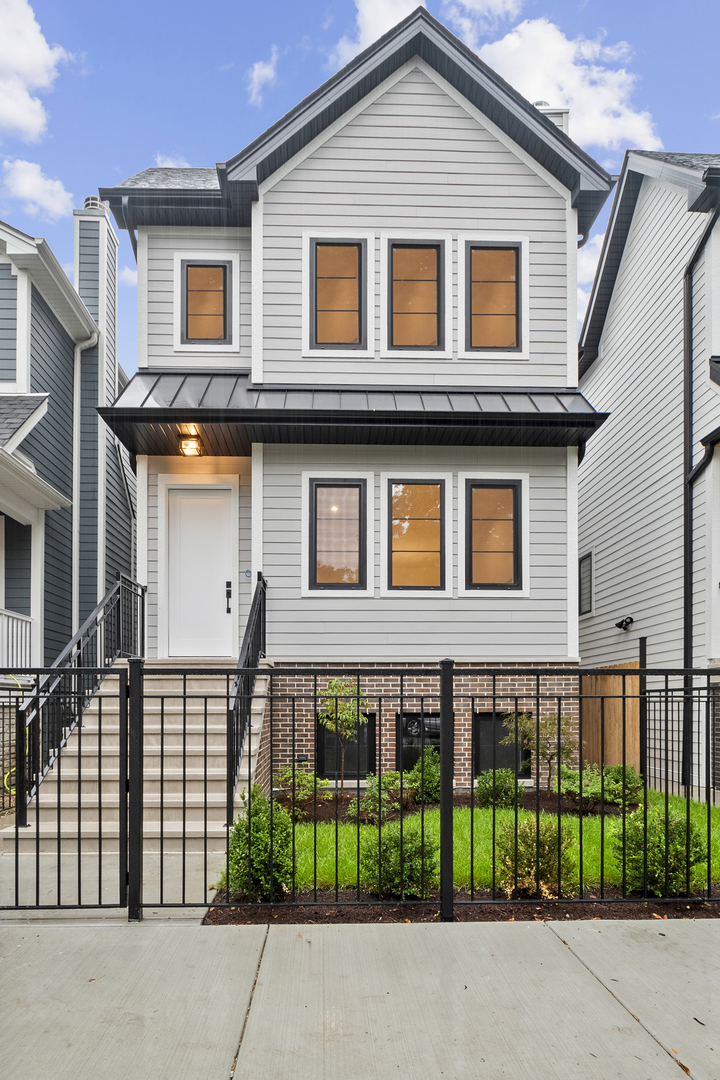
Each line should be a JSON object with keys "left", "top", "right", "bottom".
{"left": 1, "top": 0, "right": 719, "bottom": 374}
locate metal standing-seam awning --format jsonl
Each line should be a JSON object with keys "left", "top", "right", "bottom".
{"left": 100, "top": 372, "right": 609, "bottom": 457}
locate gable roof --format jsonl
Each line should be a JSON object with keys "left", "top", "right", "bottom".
{"left": 579, "top": 152, "right": 720, "bottom": 377}
{"left": 99, "top": 8, "right": 612, "bottom": 242}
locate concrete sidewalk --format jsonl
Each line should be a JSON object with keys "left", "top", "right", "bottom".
{"left": 1, "top": 920, "right": 717, "bottom": 1080}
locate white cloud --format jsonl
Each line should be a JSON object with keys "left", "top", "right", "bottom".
{"left": 477, "top": 19, "right": 661, "bottom": 151}
{"left": 0, "top": 0, "right": 69, "bottom": 143}
{"left": 1, "top": 158, "right": 73, "bottom": 220}
{"left": 119, "top": 265, "right": 138, "bottom": 287}
{"left": 443, "top": 0, "right": 523, "bottom": 49}
{"left": 247, "top": 45, "right": 278, "bottom": 107}
{"left": 329, "top": 0, "right": 422, "bottom": 70}
{"left": 155, "top": 153, "right": 191, "bottom": 168}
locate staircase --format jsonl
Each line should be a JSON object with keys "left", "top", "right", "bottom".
{"left": 2, "top": 659, "right": 270, "bottom": 855}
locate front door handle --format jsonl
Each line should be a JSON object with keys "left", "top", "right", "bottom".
{"left": 226, "top": 581, "right": 232, "bottom": 614}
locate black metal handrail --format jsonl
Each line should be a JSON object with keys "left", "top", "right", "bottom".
{"left": 227, "top": 572, "right": 267, "bottom": 820}
{"left": 16, "top": 574, "right": 146, "bottom": 821}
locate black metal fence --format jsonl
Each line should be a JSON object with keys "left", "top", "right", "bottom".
{"left": 1, "top": 660, "right": 718, "bottom": 916}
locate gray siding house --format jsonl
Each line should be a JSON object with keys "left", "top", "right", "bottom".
{"left": 0, "top": 199, "right": 135, "bottom": 665}
{"left": 578, "top": 152, "right": 720, "bottom": 672}
{"left": 99, "top": 8, "right": 612, "bottom": 666}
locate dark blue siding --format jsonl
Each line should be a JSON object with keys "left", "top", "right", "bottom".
{"left": 22, "top": 287, "right": 74, "bottom": 663}
{"left": 0, "top": 263, "right": 17, "bottom": 382}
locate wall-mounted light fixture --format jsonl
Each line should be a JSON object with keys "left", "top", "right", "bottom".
{"left": 179, "top": 434, "right": 204, "bottom": 457}
{"left": 615, "top": 616, "right": 634, "bottom": 631}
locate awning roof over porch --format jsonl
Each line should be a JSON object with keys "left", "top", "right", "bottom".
{"left": 100, "top": 372, "right": 608, "bottom": 456}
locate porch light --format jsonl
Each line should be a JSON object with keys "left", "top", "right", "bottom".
{"left": 179, "top": 435, "right": 203, "bottom": 457}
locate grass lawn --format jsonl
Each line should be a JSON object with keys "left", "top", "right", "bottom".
{"left": 290, "top": 790, "right": 720, "bottom": 893}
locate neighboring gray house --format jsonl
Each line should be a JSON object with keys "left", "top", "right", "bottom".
{"left": 99, "top": 8, "right": 612, "bottom": 666}
{"left": 0, "top": 199, "right": 135, "bottom": 666}
{"left": 578, "top": 152, "right": 720, "bottom": 672}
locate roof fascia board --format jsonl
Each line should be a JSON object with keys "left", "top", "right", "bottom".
{"left": 0, "top": 447, "right": 71, "bottom": 510}
{"left": 227, "top": 14, "right": 609, "bottom": 202}
{"left": 3, "top": 237, "right": 97, "bottom": 342}
{"left": 3, "top": 395, "right": 49, "bottom": 454}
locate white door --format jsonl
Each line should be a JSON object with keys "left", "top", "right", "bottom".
{"left": 167, "top": 487, "right": 234, "bottom": 657}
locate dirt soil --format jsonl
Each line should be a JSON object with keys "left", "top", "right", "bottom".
{"left": 205, "top": 890, "right": 719, "bottom": 925}
{"left": 275, "top": 790, "right": 636, "bottom": 824}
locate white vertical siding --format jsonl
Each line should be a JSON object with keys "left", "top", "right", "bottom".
{"left": 579, "top": 177, "right": 711, "bottom": 668}
{"left": 260, "top": 66, "right": 569, "bottom": 388}
{"left": 260, "top": 443, "right": 569, "bottom": 662}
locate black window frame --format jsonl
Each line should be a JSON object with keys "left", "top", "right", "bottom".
{"left": 579, "top": 551, "right": 593, "bottom": 615}
{"left": 309, "top": 478, "right": 367, "bottom": 591}
{"left": 310, "top": 239, "right": 367, "bottom": 350}
{"left": 387, "top": 478, "right": 446, "bottom": 592}
{"left": 316, "top": 713, "right": 377, "bottom": 781}
{"left": 181, "top": 259, "right": 232, "bottom": 346}
{"left": 388, "top": 240, "right": 444, "bottom": 351}
{"left": 465, "top": 479, "right": 521, "bottom": 591}
{"left": 465, "top": 241, "right": 521, "bottom": 353}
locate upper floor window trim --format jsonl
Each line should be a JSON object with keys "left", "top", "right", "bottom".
{"left": 456, "top": 232, "right": 530, "bottom": 361}
{"left": 310, "top": 239, "right": 367, "bottom": 350}
{"left": 173, "top": 250, "right": 241, "bottom": 353}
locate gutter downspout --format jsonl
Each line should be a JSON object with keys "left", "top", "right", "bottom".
{"left": 72, "top": 331, "right": 99, "bottom": 633}
{"left": 682, "top": 205, "right": 720, "bottom": 785}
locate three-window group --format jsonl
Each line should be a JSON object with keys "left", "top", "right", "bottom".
{"left": 310, "top": 478, "right": 521, "bottom": 592}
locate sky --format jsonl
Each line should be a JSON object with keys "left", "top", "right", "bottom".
{"left": 0, "top": 0, "right": 719, "bottom": 375}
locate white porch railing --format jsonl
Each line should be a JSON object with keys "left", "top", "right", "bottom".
{"left": 0, "top": 607, "right": 32, "bottom": 668}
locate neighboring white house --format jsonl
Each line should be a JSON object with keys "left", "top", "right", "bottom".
{"left": 99, "top": 7, "right": 612, "bottom": 667}
{"left": 578, "top": 151, "right": 720, "bottom": 671}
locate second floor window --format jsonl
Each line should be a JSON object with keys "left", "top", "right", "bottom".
{"left": 467, "top": 246, "right": 519, "bottom": 350}
{"left": 313, "top": 242, "right": 363, "bottom": 347}
{"left": 390, "top": 244, "right": 442, "bottom": 348}
{"left": 184, "top": 263, "right": 229, "bottom": 342}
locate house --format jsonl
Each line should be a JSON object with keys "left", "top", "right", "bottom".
{"left": 578, "top": 152, "right": 720, "bottom": 793}
{"left": 99, "top": 8, "right": 612, "bottom": 673}
{"left": 0, "top": 198, "right": 136, "bottom": 667}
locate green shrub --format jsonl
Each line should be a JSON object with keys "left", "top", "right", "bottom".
{"left": 474, "top": 768, "right": 526, "bottom": 810}
{"left": 407, "top": 747, "right": 442, "bottom": 804}
{"left": 495, "top": 814, "right": 574, "bottom": 898}
{"left": 555, "top": 762, "right": 645, "bottom": 815}
{"left": 219, "top": 785, "right": 293, "bottom": 901}
{"left": 346, "top": 771, "right": 416, "bottom": 825}
{"left": 613, "top": 808, "right": 706, "bottom": 896}
{"left": 603, "top": 764, "right": 644, "bottom": 805}
{"left": 273, "top": 765, "right": 331, "bottom": 820}
{"left": 359, "top": 821, "right": 439, "bottom": 898}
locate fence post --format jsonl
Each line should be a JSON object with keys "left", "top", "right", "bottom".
{"left": 128, "top": 658, "right": 144, "bottom": 920}
{"left": 440, "top": 658, "right": 454, "bottom": 922}
{"left": 638, "top": 637, "right": 647, "bottom": 779}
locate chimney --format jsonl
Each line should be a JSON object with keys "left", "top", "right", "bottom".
{"left": 533, "top": 101, "right": 569, "bottom": 135}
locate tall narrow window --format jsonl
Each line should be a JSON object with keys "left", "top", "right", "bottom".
{"left": 314, "top": 243, "right": 362, "bottom": 347}
{"left": 466, "top": 482, "right": 520, "bottom": 589}
{"left": 468, "top": 246, "right": 519, "bottom": 349}
{"left": 185, "top": 264, "right": 228, "bottom": 342}
{"left": 390, "top": 245, "right": 441, "bottom": 348}
{"left": 310, "top": 481, "right": 365, "bottom": 589}
{"left": 579, "top": 552, "right": 592, "bottom": 615}
{"left": 389, "top": 481, "right": 444, "bottom": 589}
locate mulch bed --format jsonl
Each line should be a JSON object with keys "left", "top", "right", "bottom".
{"left": 275, "top": 789, "right": 636, "bottom": 824}
{"left": 204, "top": 888, "right": 719, "bottom": 925}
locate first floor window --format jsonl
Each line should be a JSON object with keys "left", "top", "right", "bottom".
{"left": 466, "top": 481, "right": 520, "bottom": 589}
{"left": 579, "top": 552, "right": 592, "bottom": 615}
{"left": 389, "top": 480, "right": 444, "bottom": 589}
{"left": 390, "top": 243, "right": 442, "bottom": 348}
{"left": 184, "top": 262, "right": 229, "bottom": 342}
{"left": 310, "top": 480, "right": 366, "bottom": 589}
{"left": 467, "top": 245, "right": 519, "bottom": 350}
{"left": 313, "top": 242, "right": 363, "bottom": 347}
